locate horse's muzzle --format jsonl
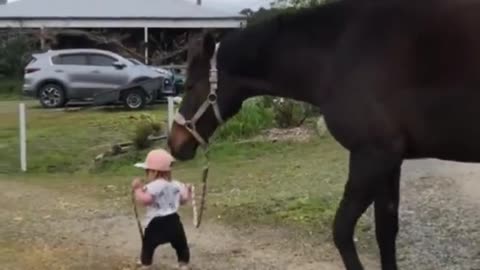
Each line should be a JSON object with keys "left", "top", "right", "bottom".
{"left": 168, "top": 123, "right": 199, "bottom": 161}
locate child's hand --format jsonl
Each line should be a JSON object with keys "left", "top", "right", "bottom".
{"left": 180, "top": 183, "right": 193, "bottom": 205}
{"left": 185, "top": 184, "right": 193, "bottom": 195}
{"left": 131, "top": 178, "right": 143, "bottom": 191}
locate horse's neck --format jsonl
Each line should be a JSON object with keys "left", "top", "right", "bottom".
{"left": 218, "top": 3, "right": 352, "bottom": 104}
{"left": 220, "top": 35, "right": 336, "bottom": 105}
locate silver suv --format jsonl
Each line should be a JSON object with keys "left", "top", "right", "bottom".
{"left": 23, "top": 49, "right": 165, "bottom": 108}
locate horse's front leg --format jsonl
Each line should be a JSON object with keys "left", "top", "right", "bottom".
{"left": 374, "top": 166, "right": 401, "bottom": 270}
{"left": 333, "top": 148, "right": 402, "bottom": 270}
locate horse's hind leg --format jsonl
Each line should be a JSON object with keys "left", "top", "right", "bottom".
{"left": 374, "top": 166, "right": 401, "bottom": 270}
{"left": 333, "top": 148, "right": 402, "bottom": 270}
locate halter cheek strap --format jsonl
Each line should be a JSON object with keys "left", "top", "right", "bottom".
{"left": 174, "top": 87, "right": 224, "bottom": 147}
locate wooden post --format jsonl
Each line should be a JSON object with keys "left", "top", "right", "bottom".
{"left": 19, "top": 103, "right": 27, "bottom": 172}
{"left": 144, "top": 27, "right": 149, "bottom": 64}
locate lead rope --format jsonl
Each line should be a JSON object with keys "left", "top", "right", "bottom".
{"left": 131, "top": 189, "right": 144, "bottom": 241}
{"left": 192, "top": 148, "right": 209, "bottom": 228}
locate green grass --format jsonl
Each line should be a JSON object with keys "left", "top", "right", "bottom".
{"left": 0, "top": 78, "right": 22, "bottom": 100}
{"left": 0, "top": 100, "right": 373, "bottom": 241}
{"left": 0, "top": 100, "right": 168, "bottom": 174}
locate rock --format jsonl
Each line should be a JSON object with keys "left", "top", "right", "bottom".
{"left": 315, "top": 116, "right": 329, "bottom": 137}
{"left": 95, "top": 153, "right": 104, "bottom": 161}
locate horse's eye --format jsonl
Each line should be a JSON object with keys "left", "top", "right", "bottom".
{"left": 186, "top": 84, "right": 194, "bottom": 91}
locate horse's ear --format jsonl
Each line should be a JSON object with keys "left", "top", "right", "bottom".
{"left": 203, "top": 32, "right": 216, "bottom": 59}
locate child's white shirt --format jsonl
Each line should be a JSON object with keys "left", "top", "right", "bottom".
{"left": 144, "top": 178, "right": 185, "bottom": 225}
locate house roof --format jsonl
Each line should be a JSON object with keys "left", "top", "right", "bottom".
{"left": 0, "top": 0, "right": 246, "bottom": 28}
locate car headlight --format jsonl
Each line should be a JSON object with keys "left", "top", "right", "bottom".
{"left": 164, "top": 79, "right": 171, "bottom": 85}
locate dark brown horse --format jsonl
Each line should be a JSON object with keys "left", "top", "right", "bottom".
{"left": 168, "top": 0, "right": 480, "bottom": 269}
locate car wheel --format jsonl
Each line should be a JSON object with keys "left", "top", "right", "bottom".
{"left": 123, "top": 89, "right": 146, "bottom": 110}
{"left": 145, "top": 91, "right": 156, "bottom": 104}
{"left": 38, "top": 83, "right": 67, "bottom": 108}
{"left": 133, "top": 77, "right": 155, "bottom": 104}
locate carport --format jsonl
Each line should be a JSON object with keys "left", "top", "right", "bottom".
{"left": 0, "top": 0, "right": 246, "bottom": 63}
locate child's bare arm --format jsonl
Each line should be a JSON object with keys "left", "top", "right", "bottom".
{"left": 179, "top": 183, "right": 193, "bottom": 205}
{"left": 134, "top": 187, "right": 154, "bottom": 206}
{"left": 132, "top": 178, "right": 154, "bottom": 206}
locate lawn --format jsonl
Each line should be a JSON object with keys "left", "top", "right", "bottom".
{"left": 0, "top": 78, "right": 23, "bottom": 100}
{"left": 0, "top": 100, "right": 166, "bottom": 174}
{"left": 0, "top": 99, "right": 373, "bottom": 244}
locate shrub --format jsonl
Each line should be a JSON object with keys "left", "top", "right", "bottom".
{"left": 131, "top": 113, "right": 163, "bottom": 150}
{"left": 0, "top": 35, "right": 35, "bottom": 78}
{"left": 0, "top": 34, "right": 36, "bottom": 98}
{"left": 266, "top": 97, "right": 320, "bottom": 129}
{"left": 261, "top": 95, "right": 275, "bottom": 108}
{"left": 214, "top": 98, "right": 274, "bottom": 140}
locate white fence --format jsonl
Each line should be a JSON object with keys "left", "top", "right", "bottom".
{"left": 167, "top": 96, "right": 183, "bottom": 135}
{"left": 18, "top": 103, "right": 27, "bottom": 172}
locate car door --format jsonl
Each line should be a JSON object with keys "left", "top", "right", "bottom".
{"left": 54, "top": 53, "right": 95, "bottom": 99}
{"left": 85, "top": 53, "right": 129, "bottom": 94}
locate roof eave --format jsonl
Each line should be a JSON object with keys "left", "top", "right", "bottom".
{"left": 0, "top": 16, "right": 246, "bottom": 20}
{"left": 0, "top": 17, "right": 246, "bottom": 28}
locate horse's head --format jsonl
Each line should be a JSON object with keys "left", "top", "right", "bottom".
{"left": 168, "top": 32, "right": 243, "bottom": 160}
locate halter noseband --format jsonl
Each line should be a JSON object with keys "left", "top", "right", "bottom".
{"left": 173, "top": 72, "right": 223, "bottom": 147}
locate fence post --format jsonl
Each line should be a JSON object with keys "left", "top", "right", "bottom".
{"left": 167, "top": 97, "right": 174, "bottom": 135}
{"left": 19, "top": 103, "right": 27, "bottom": 172}
{"left": 167, "top": 96, "right": 183, "bottom": 135}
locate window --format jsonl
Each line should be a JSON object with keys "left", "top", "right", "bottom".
{"left": 27, "top": 57, "right": 37, "bottom": 65}
{"left": 53, "top": 54, "right": 88, "bottom": 65}
{"left": 88, "top": 54, "right": 117, "bottom": 66}
{"left": 51, "top": 55, "right": 61, "bottom": 64}
{"left": 128, "top": 58, "right": 142, "bottom": 65}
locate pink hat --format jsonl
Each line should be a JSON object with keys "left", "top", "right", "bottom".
{"left": 134, "top": 149, "right": 175, "bottom": 171}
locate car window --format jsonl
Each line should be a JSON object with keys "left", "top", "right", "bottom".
{"left": 88, "top": 54, "right": 117, "bottom": 66}
{"left": 51, "top": 55, "right": 61, "bottom": 64}
{"left": 27, "top": 56, "right": 37, "bottom": 65}
{"left": 128, "top": 58, "right": 141, "bottom": 65}
{"left": 55, "top": 54, "right": 88, "bottom": 65}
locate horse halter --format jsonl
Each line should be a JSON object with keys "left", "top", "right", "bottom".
{"left": 174, "top": 78, "right": 223, "bottom": 147}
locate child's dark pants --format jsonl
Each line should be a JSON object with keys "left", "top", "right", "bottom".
{"left": 141, "top": 213, "right": 190, "bottom": 266}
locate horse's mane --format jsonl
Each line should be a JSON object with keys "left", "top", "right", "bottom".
{"left": 215, "top": 1, "right": 356, "bottom": 77}
{"left": 215, "top": 0, "right": 443, "bottom": 78}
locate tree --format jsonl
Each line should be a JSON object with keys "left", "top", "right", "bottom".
{"left": 0, "top": 35, "right": 35, "bottom": 78}
{"left": 272, "top": 0, "right": 337, "bottom": 8}
{"left": 240, "top": 8, "right": 255, "bottom": 17}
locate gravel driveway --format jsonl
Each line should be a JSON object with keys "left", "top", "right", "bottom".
{"left": 397, "top": 159, "right": 480, "bottom": 270}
